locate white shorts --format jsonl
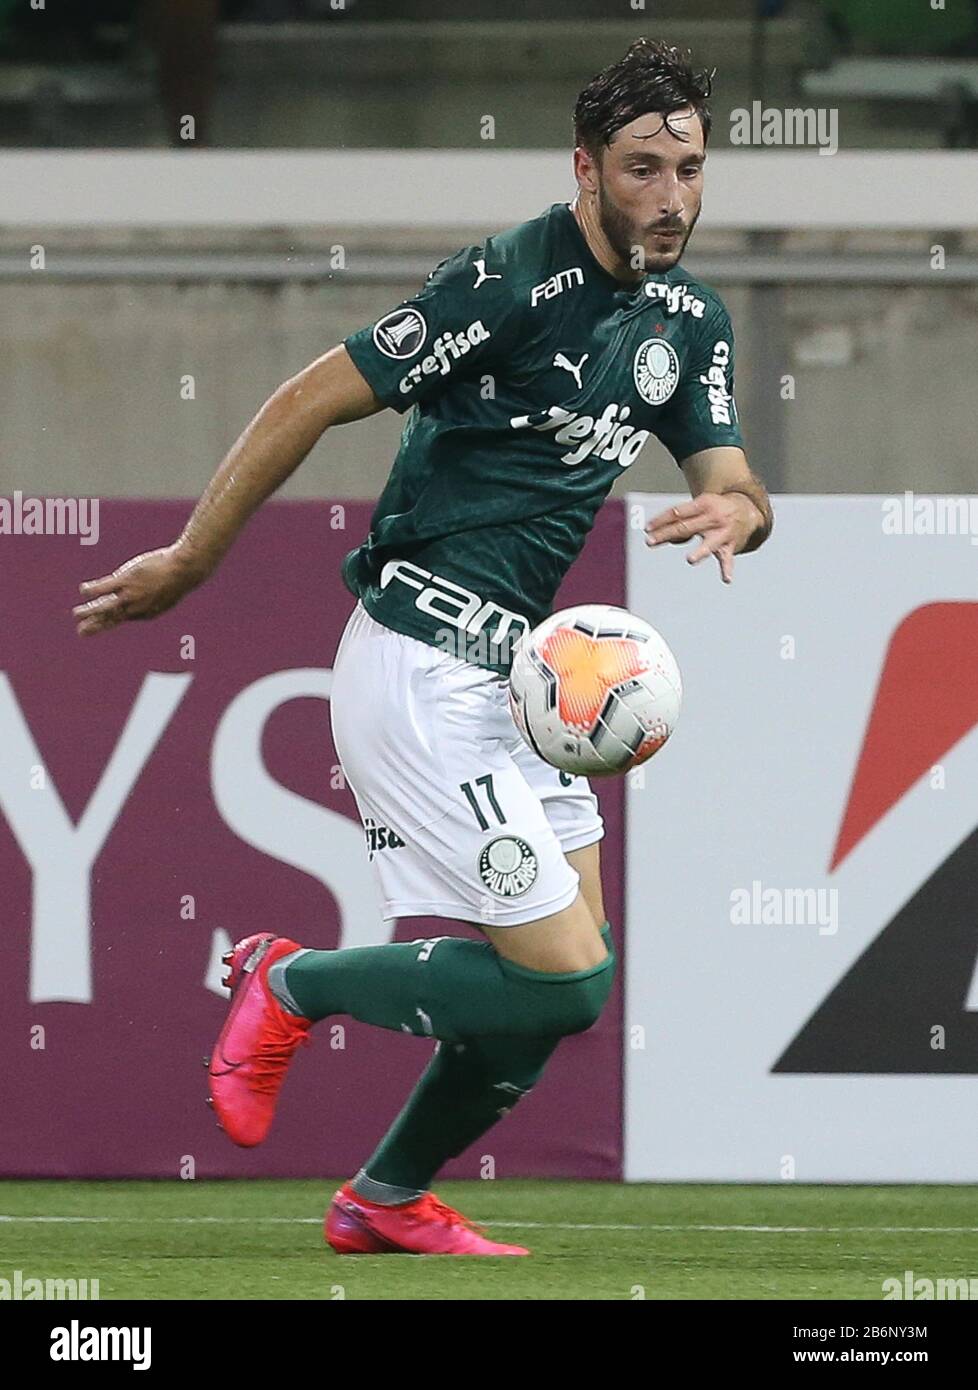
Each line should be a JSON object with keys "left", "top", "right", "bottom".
{"left": 330, "top": 602, "right": 604, "bottom": 926}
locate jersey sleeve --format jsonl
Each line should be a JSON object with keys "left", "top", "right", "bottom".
{"left": 651, "top": 296, "right": 744, "bottom": 464}
{"left": 344, "top": 247, "right": 522, "bottom": 413}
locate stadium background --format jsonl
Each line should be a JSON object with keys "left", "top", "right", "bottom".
{"left": 2, "top": 0, "right": 978, "bottom": 1278}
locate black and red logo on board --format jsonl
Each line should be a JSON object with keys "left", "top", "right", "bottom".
{"left": 775, "top": 602, "right": 978, "bottom": 1074}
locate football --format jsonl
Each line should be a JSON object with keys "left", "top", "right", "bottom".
{"left": 508, "top": 604, "right": 682, "bottom": 776}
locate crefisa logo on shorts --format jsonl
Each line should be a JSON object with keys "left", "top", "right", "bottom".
{"left": 364, "top": 818, "right": 406, "bottom": 861}
{"left": 633, "top": 338, "right": 680, "bottom": 406}
{"left": 478, "top": 836, "right": 539, "bottom": 897}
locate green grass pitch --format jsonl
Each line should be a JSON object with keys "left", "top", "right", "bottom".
{"left": 2, "top": 1181, "right": 976, "bottom": 1301}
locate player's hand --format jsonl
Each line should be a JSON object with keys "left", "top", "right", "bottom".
{"left": 644, "top": 493, "right": 762, "bottom": 585}
{"left": 73, "top": 544, "right": 207, "bottom": 636}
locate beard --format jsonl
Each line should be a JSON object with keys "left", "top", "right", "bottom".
{"left": 596, "top": 182, "right": 699, "bottom": 274}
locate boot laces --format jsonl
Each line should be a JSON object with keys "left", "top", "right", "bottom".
{"left": 416, "top": 1193, "right": 487, "bottom": 1236}
{"left": 249, "top": 1015, "right": 311, "bottom": 1096}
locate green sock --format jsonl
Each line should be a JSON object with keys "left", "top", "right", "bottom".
{"left": 357, "top": 1034, "right": 563, "bottom": 1196}
{"left": 280, "top": 924, "right": 615, "bottom": 1044}
{"left": 356, "top": 923, "right": 614, "bottom": 1195}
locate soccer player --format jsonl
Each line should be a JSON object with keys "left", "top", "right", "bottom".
{"left": 74, "top": 39, "right": 772, "bottom": 1255}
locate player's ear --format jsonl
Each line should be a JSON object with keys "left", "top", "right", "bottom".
{"left": 573, "top": 144, "right": 600, "bottom": 195}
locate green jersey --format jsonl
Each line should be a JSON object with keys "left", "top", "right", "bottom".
{"left": 343, "top": 201, "right": 742, "bottom": 673}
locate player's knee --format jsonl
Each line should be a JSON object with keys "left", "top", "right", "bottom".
{"left": 563, "top": 948, "right": 616, "bottom": 1033}
{"left": 499, "top": 944, "right": 616, "bottom": 1038}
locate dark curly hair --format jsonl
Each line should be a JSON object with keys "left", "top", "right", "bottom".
{"left": 574, "top": 38, "right": 714, "bottom": 155}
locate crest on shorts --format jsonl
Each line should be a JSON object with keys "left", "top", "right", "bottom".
{"left": 478, "top": 836, "right": 539, "bottom": 897}
{"left": 633, "top": 337, "right": 680, "bottom": 405}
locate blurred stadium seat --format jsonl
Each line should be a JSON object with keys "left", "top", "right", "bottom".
{"left": 3, "top": 0, "right": 975, "bottom": 150}
{"left": 0, "top": 1, "right": 804, "bottom": 149}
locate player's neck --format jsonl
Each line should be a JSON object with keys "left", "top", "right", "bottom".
{"left": 569, "top": 195, "right": 645, "bottom": 287}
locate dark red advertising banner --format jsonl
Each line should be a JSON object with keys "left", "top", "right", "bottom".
{"left": 0, "top": 499, "right": 624, "bottom": 1179}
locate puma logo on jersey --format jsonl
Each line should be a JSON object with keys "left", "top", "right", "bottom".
{"left": 472, "top": 259, "right": 503, "bottom": 289}
{"left": 530, "top": 266, "right": 585, "bottom": 306}
{"left": 510, "top": 402, "right": 650, "bottom": 468}
{"left": 553, "top": 352, "right": 588, "bottom": 391}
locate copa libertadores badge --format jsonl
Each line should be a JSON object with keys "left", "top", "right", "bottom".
{"left": 478, "top": 836, "right": 539, "bottom": 897}
{"left": 373, "top": 307, "right": 427, "bottom": 359}
{"left": 633, "top": 337, "right": 680, "bottom": 405}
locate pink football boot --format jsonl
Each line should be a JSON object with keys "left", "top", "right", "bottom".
{"left": 324, "top": 1182, "right": 530, "bottom": 1256}
{"left": 207, "top": 932, "right": 312, "bottom": 1147}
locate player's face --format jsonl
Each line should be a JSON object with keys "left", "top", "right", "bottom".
{"left": 591, "top": 108, "right": 705, "bottom": 273}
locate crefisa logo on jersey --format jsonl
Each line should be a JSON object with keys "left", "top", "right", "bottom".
{"left": 633, "top": 338, "right": 680, "bottom": 406}
{"left": 373, "top": 307, "right": 428, "bottom": 359}
{"left": 700, "top": 340, "right": 735, "bottom": 425}
{"left": 397, "top": 320, "right": 491, "bottom": 394}
{"left": 643, "top": 282, "right": 706, "bottom": 318}
{"left": 478, "top": 836, "right": 539, "bottom": 897}
{"left": 510, "top": 403, "right": 650, "bottom": 468}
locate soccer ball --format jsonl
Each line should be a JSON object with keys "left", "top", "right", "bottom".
{"left": 508, "top": 604, "right": 682, "bottom": 777}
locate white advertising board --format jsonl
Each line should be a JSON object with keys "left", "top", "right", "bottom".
{"left": 625, "top": 495, "right": 978, "bottom": 1181}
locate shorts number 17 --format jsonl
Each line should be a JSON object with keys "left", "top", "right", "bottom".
{"left": 459, "top": 774, "right": 507, "bottom": 830}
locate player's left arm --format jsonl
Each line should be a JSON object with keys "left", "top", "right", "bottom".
{"left": 646, "top": 445, "right": 773, "bottom": 584}
{"left": 644, "top": 291, "right": 773, "bottom": 584}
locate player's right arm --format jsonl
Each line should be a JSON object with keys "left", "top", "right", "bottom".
{"left": 73, "top": 346, "right": 382, "bottom": 635}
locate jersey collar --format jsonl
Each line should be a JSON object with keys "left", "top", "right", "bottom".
{"left": 557, "top": 201, "right": 648, "bottom": 297}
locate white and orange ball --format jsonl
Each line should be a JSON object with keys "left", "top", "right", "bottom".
{"left": 508, "top": 604, "right": 682, "bottom": 777}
